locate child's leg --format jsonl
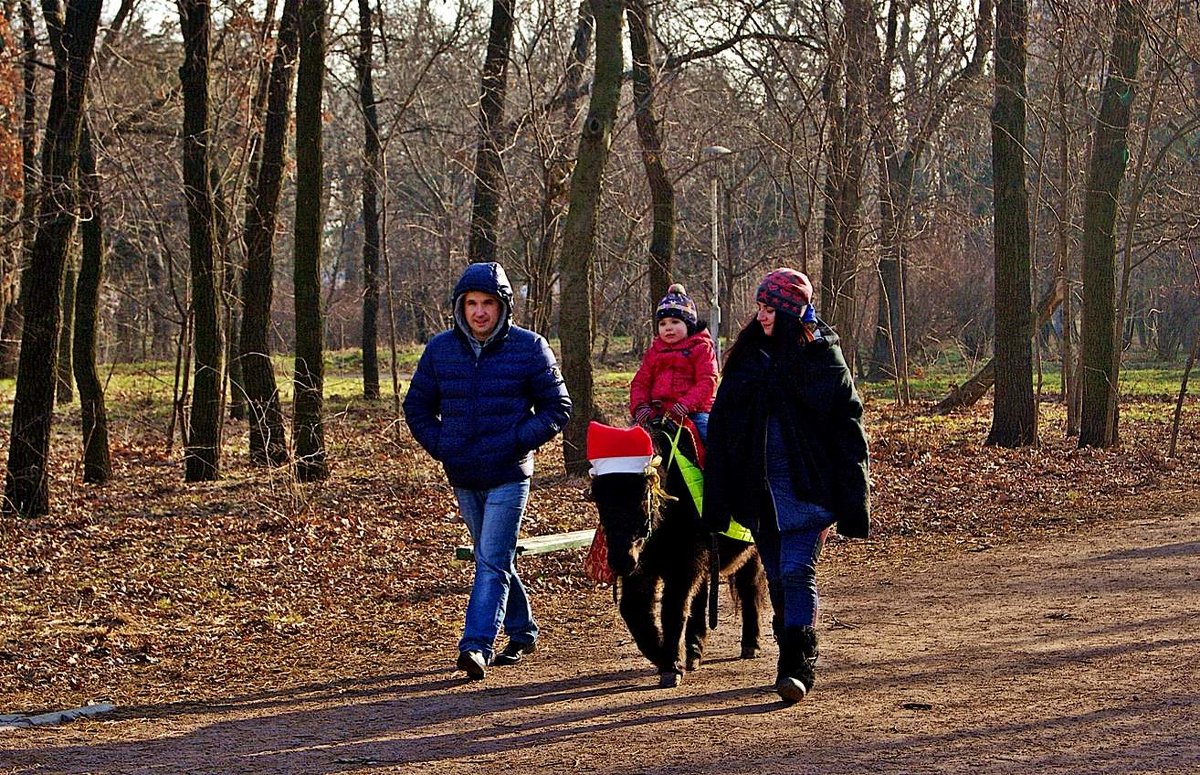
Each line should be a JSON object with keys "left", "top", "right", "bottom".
{"left": 689, "top": 412, "right": 709, "bottom": 445}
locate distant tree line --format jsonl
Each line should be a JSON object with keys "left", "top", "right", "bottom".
{"left": 0, "top": 0, "right": 1197, "bottom": 513}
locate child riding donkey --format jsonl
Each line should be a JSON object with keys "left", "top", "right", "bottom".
{"left": 629, "top": 284, "right": 717, "bottom": 446}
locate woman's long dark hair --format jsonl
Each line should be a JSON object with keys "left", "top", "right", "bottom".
{"left": 722, "top": 310, "right": 809, "bottom": 372}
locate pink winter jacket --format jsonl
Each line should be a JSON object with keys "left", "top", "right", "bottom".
{"left": 629, "top": 329, "right": 718, "bottom": 417}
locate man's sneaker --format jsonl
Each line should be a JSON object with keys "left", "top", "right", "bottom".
{"left": 493, "top": 640, "right": 536, "bottom": 666}
{"left": 456, "top": 650, "right": 488, "bottom": 680}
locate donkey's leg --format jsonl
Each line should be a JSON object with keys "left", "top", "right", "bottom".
{"left": 657, "top": 576, "right": 695, "bottom": 686}
{"left": 684, "top": 577, "right": 708, "bottom": 671}
{"left": 733, "top": 551, "right": 768, "bottom": 658}
{"left": 618, "top": 573, "right": 664, "bottom": 668}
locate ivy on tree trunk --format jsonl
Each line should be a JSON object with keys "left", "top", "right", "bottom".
{"left": 1079, "top": 1, "right": 1142, "bottom": 448}
{"left": 558, "top": 0, "right": 622, "bottom": 475}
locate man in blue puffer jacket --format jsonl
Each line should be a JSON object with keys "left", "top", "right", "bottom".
{"left": 403, "top": 262, "right": 572, "bottom": 680}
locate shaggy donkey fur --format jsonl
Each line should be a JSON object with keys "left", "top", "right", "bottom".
{"left": 590, "top": 423, "right": 767, "bottom": 687}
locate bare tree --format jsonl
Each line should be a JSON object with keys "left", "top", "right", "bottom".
{"left": 3, "top": 0, "right": 102, "bottom": 516}
{"left": 559, "top": 0, "right": 623, "bottom": 474}
{"left": 1079, "top": 1, "right": 1142, "bottom": 448}
{"left": 866, "top": 0, "right": 993, "bottom": 393}
{"left": 468, "top": 0, "right": 515, "bottom": 264}
{"left": 628, "top": 0, "right": 674, "bottom": 309}
{"left": 73, "top": 118, "right": 111, "bottom": 483}
{"left": 292, "top": 0, "right": 327, "bottom": 481}
{"left": 240, "top": 0, "right": 301, "bottom": 467}
{"left": 522, "top": 1, "right": 592, "bottom": 338}
{"left": 357, "top": 0, "right": 381, "bottom": 400}
{"left": 986, "top": 0, "right": 1036, "bottom": 448}
{"left": 179, "top": 0, "right": 225, "bottom": 481}
{"left": 819, "top": 0, "right": 870, "bottom": 359}
{"left": 0, "top": 0, "right": 39, "bottom": 378}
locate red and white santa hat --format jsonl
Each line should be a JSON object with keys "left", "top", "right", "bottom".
{"left": 587, "top": 421, "right": 654, "bottom": 476}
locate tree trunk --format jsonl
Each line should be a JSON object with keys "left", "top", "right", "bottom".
{"left": 1054, "top": 29, "right": 1080, "bottom": 437}
{"left": 1167, "top": 330, "right": 1199, "bottom": 459}
{"left": 1079, "top": 1, "right": 1142, "bottom": 448}
{"left": 467, "top": 0, "right": 514, "bottom": 265}
{"left": 225, "top": 301, "right": 245, "bottom": 421}
{"left": 627, "top": 0, "right": 674, "bottom": 314}
{"left": 357, "top": 0, "right": 381, "bottom": 400}
{"left": 986, "top": 0, "right": 1036, "bottom": 448}
{"left": 558, "top": 0, "right": 622, "bottom": 475}
{"left": 3, "top": 0, "right": 102, "bottom": 517}
{"left": 527, "top": 1, "right": 592, "bottom": 338}
{"left": 73, "top": 118, "right": 111, "bottom": 484}
{"left": 0, "top": 0, "right": 39, "bottom": 379}
{"left": 292, "top": 0, "right": 327, "bottom": 482}
{"left": 179, "top": 0, "right": 224, "bottom": 482}
{"left": 213, "top": 168, "right": 244, "bottom": 423}
{"left": 820, "top": 0, "right": 869, "bottom": 362}
{"left": 240, "top": 0, "right": 300, "bottom": 467}
{"left": 56, "top": 255, "right": 76, "bottom": 403}
{"left": 227, "top": 0, "right": 279, "bottom": 425}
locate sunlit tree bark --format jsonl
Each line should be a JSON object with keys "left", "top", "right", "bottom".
{"left": 4, "top": 0, "right": 102, "bottom": 516}
{"left": 986, "top": 0, "right": 1036, "bottom": 448}
{"left": 558, "top": 0, "right": 622, "bottom": 474}
{"left": 240, "top": 0, "right": 300, "bottom": 467}
{"left": 1079, "top": 1, "right": 1142, "bottom": 448}
{"left": 467, "top": 0, "right": 514, "bottom": 264}
{"left": 628, "top": 0, "right": 674, "bottom": 312}
{"left": 292, "top": 0, "right": 328, "bottom": 481}
{"left": 179, "top": 0, "right": 225, "bottom": 481}
{"left": 73, "top": 118, "right": 111, "bottom": 484}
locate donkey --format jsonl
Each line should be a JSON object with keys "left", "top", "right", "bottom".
{"left": 587, "top": 420, "right": 767, "bottom": 687}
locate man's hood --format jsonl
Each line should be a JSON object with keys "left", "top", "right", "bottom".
{"left": 452, "top": 262, "right": 514, "bottom": 344}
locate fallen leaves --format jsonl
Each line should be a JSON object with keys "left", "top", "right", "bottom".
{"left": 0, "top": 391, "right": 1196, "bottom": 715}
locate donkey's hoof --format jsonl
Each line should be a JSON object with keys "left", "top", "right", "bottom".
{"left": 740, "top": 645, "right": 763, "bottom": 659}
{"left": 685, "top": 651, "right": 703, "bottom": 671}
{"left": 658, "top": 670, "right": 684, "bottom": 688}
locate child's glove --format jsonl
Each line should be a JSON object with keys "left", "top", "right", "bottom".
{"left": 633, "top": 404, "right": 654, "bottom": 426}
{"left": 666, "top": 402, "right": 689, "bottom": 423}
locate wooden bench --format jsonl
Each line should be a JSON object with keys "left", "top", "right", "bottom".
{"left": 454, "top": 528, "right": 595, "bottom": 561}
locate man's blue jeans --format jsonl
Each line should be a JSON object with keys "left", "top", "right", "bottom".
{"left": 454, "top": 480, "right": 538, "bottom": 660}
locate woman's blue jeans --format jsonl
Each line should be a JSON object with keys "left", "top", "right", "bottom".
{"left": 754, "top": 419, "right": 836, "bottom": 630}
{"left": 454, "top": 480, "right": 538, "bottom": 660}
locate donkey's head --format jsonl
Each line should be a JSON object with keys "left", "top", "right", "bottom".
{"left": 587, "top": 422, "right": 660, "bottom": 577}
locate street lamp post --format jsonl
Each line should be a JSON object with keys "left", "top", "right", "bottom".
{"left": 702, "top": 145, "right": 732, "bottom": 362}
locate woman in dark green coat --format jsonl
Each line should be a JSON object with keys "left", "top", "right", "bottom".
{"left": 703, "top": 268, "right": 870, "bottom": 703}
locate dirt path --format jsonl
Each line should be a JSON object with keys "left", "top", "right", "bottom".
{"left": 3, "top": 490, "right": 1197, "bottom": 774}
